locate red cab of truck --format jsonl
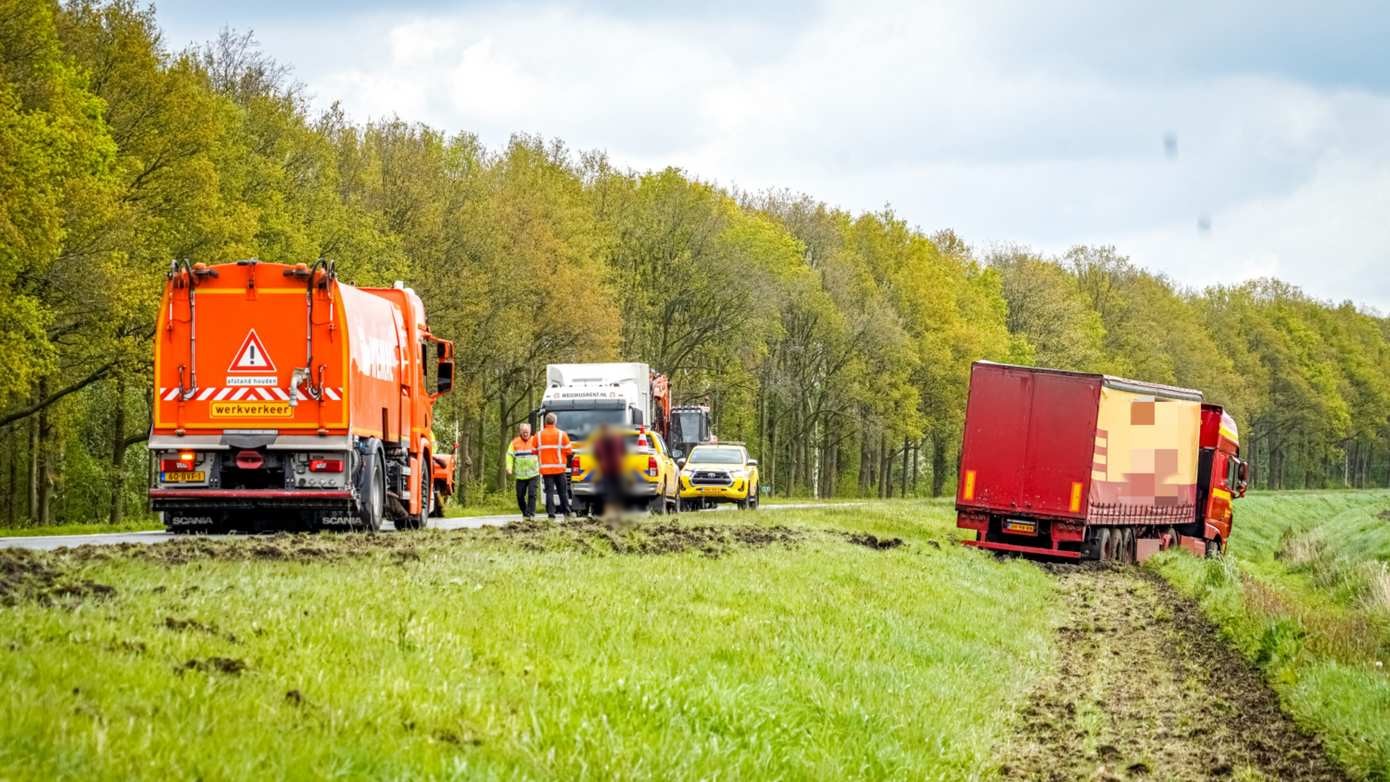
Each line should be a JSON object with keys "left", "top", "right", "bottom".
{"left": 955, "top": 361, "right": 1247, "bottom": 561}
{"left": 148, "top": 260, "right": 455, "bottom": 532}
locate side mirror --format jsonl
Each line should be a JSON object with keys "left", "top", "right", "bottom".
{"left": 677, "top": 457, "right": 686, "bottom": 468}
{"left": 1237, "top": 460, "right": 1249, "bottom": 497}
{"left": 435, "top": 360, "right": 454, "bottom": 394}
{"left": 747, "top": 458, "right": 758, "bottom": 467}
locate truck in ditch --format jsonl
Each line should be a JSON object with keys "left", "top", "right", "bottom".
{"left": 955, "top": 361, "right": 1247, "bottom": 561}
{"left": 147, "top": 259, "right": 455, "bottom": 533}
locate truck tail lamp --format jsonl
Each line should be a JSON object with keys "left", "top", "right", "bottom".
{"left": 571, "top": 455, "right": 582, "bottom": 476}
{"left": 160, "top": 451, "right": 198, "bottom": 472}
{"left": 309, "top": 458, "right": 344, "bottom": 473}
{"left": 646, "top": 456, "right": 659, "bottom": 477}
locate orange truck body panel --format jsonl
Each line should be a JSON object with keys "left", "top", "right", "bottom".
{"left": 148, "top": 261, "right": 452, "bottom": 528}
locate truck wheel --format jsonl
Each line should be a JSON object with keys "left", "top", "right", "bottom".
{"left": 1205, "top": 538, "right": 1222, "bottom": 559}
{"left": 408, "top": 475, "right": 432, "bottom": 530}
{"left": 1123, "top": 528, "right": 1138, "bottom": 564}
{"left": 1097, "top": 528, "right": 1114, "bottom": 561}
{"left": 358, "top": 451, "right": 384, "bottom": 533}
{"left": 430, "top": 490, "right": 446, "bottom": 518}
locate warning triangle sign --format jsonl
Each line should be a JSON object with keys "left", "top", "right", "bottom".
{"left": 228, "top": 329, "right": 277, "bottom": 373}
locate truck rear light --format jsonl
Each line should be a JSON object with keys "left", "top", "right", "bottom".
{"left": 646, "top": 456, "right": 658, "bottom": 477}
{"left": 571, "top": 455, "right": 581, "bottom": 475}
{"left": 309, "top": 458, "right": 344, "bottom": 473}
{"left": 160, "top": 452, "right": 197, "bottom": 472}
{"left": 235, "top": 450, "right": 264, "bottom": 469}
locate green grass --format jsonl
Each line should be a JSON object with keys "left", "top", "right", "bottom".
{"left": 0, "top": 518, "right": 162, "bottom": 538}
{"left": 0, "top": 500, "right": 1057, "bottom": 780}
{"left": 1150, "top": 490, "right": 1390, "bottom": 780}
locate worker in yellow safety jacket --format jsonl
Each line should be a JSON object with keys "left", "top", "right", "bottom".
{"left": 536, "top": 412, "right": 574, "bottom": 519}
{"left": 506, "top": 423, "right": 540, "bottom": 519}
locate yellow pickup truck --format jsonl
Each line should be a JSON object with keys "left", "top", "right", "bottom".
{"left": 569, "top": 428, "right": 680, "bottom": 515}
{"left": 678, "top": 443, "right": 760, "bottom": 511}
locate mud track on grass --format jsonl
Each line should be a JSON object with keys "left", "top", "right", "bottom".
{"left": 1000, "top": 565, "right": 1346, "bottom": 781}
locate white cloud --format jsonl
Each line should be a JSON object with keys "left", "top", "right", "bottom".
{"left": 159, "top": 0, "right": 1390, "bottom": 311}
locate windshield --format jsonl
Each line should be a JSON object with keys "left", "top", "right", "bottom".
{"left": 550, "top": 408, "right": 627, "bottom": 440}
{"left": 688, "top": 446, "right": 745, "bottom": 465}
{"left": 671, "top": 411, "right": 708, "bottom": 444}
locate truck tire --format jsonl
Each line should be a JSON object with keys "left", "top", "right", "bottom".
{"left": 399, "top": 452, "right": 431, "bottom": 531}
{"left": 1205, "top": 537, "right": 1222, "bottom": 558}
{"left": 358, "top": 448, "right": 384, "bottom": 533}
{"left": 430, "top": 490, "right": 446, "bottom": 518}
{"left": 1099, "top": 527, "right": 1117, "bottom": 561}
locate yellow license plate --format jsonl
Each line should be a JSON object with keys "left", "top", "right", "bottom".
{"left": 1003, "top": 519, "right": 1037, "bottom": 535}
{"left": 162, "top": 471, "right": 207, "bottom": 483}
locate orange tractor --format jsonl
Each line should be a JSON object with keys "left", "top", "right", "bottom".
{"left": 147, "top": 259, "right": 455, "bottom": 532}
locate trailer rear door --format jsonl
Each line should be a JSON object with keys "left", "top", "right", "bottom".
{"left": 957, "top": 363, "right": 1100, "bottom": 520}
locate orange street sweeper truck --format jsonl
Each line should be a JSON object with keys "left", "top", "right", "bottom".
{"left": 147, "top": 259, "right": 454, "bottom": 533}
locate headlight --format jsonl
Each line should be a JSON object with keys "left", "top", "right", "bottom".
{"left": 729, "top": 469, "right": 747, "bottom": 478}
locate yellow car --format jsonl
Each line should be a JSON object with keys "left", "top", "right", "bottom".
{"left": 569, "top": 428, "right": 680, "bottom": 515}
{"left": 679, "top": 443, "right": 760, "bottom": 510}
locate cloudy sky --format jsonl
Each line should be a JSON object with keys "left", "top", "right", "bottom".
{"left": 155, "top": 1, "right": 1390, "bottom": 311}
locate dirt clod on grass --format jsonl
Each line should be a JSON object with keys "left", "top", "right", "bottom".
{"left": 843, "top": 532, "right": 905, "bottom": 550}
{"left": 489, "top": 518, "right": 805, "bottom": 558}
{"left": 1000, "top": 566, "right": 1347, "bottom": 781}
{"left": 0, "top": 548, "right": 115, "bottom": 606}
{"left": 181, "top": 656, "right": 247, "bottom": 676}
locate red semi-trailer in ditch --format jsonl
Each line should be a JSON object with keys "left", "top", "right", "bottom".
{"left": 955, "top": 361, "right": 1247, "bottom": 561}
{"left": 148, "top": 259, "right": 455, "bottom": 533}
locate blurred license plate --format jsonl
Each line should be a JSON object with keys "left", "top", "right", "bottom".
{"left": 1003, "top": 519, "right": 1037, "bottom": 535}
{"left": 162, "top": 471, "right": 206, "bottom": 483}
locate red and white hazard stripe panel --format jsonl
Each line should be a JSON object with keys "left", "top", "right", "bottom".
{"left": 160, "top": 386, "right": 343, "bottom": 402}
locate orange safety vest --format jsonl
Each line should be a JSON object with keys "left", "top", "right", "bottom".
{"left": 536, "top": 424, "right": 573, "bottom": 475}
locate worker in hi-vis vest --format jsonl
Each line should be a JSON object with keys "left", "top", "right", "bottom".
{"left": 536, "top": 412, "right": 575, "bottom": 519}
{"left": 506, "top": 422, "right": 540, "bottom": 519}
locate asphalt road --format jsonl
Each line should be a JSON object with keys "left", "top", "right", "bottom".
{"left": 0, "top": 502, "right": 851, "bottom": 551}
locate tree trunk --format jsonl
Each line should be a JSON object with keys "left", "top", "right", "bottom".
{"left": 475, "top": 414, "right": 485, "bottom": 484}
{"left": 931, "top": 435, "right": 948, "bottom": 497}
{"left": 4, "top": 425, "right": 13, "bottom": 526}
{"left": 495, "top": 393, "right": 507, "bottom": 490}
{"left": 109, "top": 376, "right": 129, "bottom": 525}
{"left": 878, "top": 434, "right": 889, "bottom": 498}
{"left": 36, "top": 379, "right": 54, "bottom": 526}
{"left": 900, "top": 437, "right": 909, "bottom": 498}
{"left": 858, "top": 422, "right": 872, "bottom": 496}
{"left": 911, "top": 440, "right": 919, "bottom": 496}
{"left": 28, "top": 413, "right": 39, "bottom": 522}
{"left": 768, "top": 412, "right": 778, "bottom": 496}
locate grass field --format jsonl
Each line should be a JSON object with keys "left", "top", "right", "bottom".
{"left": 0, "top": 501, "right": 1058, "bottom": 780}
{"left": 1151, "top": 490, "right": 1390, "bottom": 780}
{"left": 0, "top": 519, "right": 163, "bottom": 538}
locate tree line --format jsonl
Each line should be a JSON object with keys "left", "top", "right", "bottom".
{"left": 2, "top": 0, "right": 1388, "bottom": 526}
